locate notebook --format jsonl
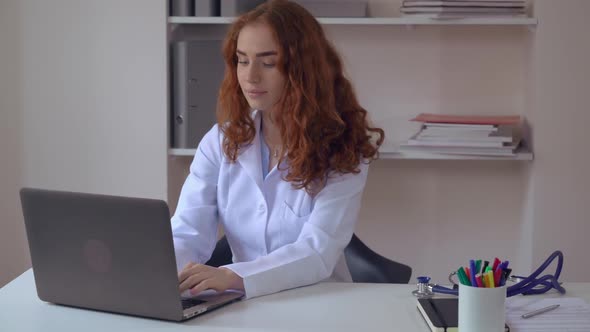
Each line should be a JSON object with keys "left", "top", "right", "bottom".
{"left": 417, "top": 298, "right": 510, "bottom": 332}
{"left": 505, "top": 297, "right": 590, "bottom": 331}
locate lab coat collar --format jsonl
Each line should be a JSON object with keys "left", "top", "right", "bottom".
{"left": 236, "top": 110, "right": 264, "bottom": 191}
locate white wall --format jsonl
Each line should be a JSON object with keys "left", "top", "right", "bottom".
{"left": 0, "top": 0, "right": 29, "bottom": 287}
{"left": 0, "top": 0, "right": 168, "bottom": 287}
{"left": 528, "top": 0, "right": 590, "bottom": 281}
{"left": 18, "top": 0, "right": 168, "bottom": 198}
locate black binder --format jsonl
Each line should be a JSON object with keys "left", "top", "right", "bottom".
{"left": 170, "top": 0, "right": 194, "bottom": 16}
{"left": 170, "top": 40, "right": 224, "bottom": 149}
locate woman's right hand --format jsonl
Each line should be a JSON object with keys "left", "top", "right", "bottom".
{"left": 178, "top": 262, "right": 244, "bottom": 296}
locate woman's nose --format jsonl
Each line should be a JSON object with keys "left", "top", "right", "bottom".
{"left": 246, "top": 65, "right": 261, "bottom": 83}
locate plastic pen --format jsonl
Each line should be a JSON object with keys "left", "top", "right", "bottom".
{"left": 499, "top": 270, "right": 507, "bottom": 287}
{"left": 495, "top": 261, "right": 505, "bottom": 273}
{"left": 486, "top": 270, "right": 495, "bottom": 288}
{"left": 494, "top": 266, "right": 503, "bottom": 287}
{"left": 522, "top": 304, "right": 560, "bottom": 319}
{"left": 458, "top": 267, "right": 471, "bottom": 286}
{"left": 494, "top": 261, "right": 506, "bottom": 286}
{"left": 481, "top": 260, "right": 489, "bottom": 275}
{"left": 502, "top": 260, "right": 510, "bottom": 271}
{"left": 501, "top": 268, "right": 512, "bottom": 286}
{"left": 469, "top": 260, "right": 478, "bottom": 287}
{"left": 492, "top": 257, "right": 501, "bottom": 272}
{"left": 459, "top": 267, "right": 472, "bottom": 286}
{"left": 475, "top": 274, "right": 484, "bottom": 288}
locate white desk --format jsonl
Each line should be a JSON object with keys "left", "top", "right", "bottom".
{"left": 2, "top": 270, "right": 590, "bottom": 332}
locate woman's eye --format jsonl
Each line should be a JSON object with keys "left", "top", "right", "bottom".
{"left": 237, "top": 59, "right": 249, "bottom": 65}
{"left": 263, "top": 63, "right": 276, "bottom": 68}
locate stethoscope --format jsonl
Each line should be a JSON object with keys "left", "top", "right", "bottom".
{"left": 412, "top": 250, "right": 566, "bottom": 298}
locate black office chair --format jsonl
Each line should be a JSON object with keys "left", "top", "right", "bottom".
{"left": 344, "top": 233, "right": 412, "bottom": 284}
{"left": 204, "top": 236, "right": 233, "bottom": 268}
{"left": 205, "top": 234, "right": 412, "bottom": 284}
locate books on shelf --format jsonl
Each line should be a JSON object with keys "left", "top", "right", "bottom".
{"left": 417, "top": 123, "right": 514, "bottom": 142}
{"left": 401, "top": 0, "right": 527, "bottom": 18}
{"left": 403, "top": 1, "right": 526, "bottom": 8}
{"left": 400, "top": 113, "right": 524, "bottom": 157}
{"left": 411, "top": 113, "right": 521, "bottom": 125}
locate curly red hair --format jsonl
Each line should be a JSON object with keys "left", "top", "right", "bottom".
{"left": 218, "top": 0, "right": 384, "bottom": 193}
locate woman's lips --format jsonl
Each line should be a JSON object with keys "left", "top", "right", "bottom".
{"left": 247, "top": 90, "right": 267, "bottom": 98}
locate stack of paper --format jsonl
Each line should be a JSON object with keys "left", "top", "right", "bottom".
{"left": 506, "top": 297, "right": 590, "bottom": 331}
{"left": 399, "top": 113, "right": 522, "bottom": 156}
{"left": 400, "top": 0, "right": 527, "bottom": 18}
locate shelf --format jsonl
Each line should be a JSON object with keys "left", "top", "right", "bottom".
{"left": 380, "top": 147, "right": 534, "bottom": 160}
{"left": 169, "top": 148, "right": 199, "bottom": 157}
{"left": 169, "top": 147, "right": 534, "bottom": 161}
{"left": 168, "top": 16, "right": 537, "bottom": 26}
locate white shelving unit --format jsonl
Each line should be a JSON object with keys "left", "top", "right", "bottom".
{"left": 168, "top": 16, "right": 537, "bottom": 26}
{"left": 168, "top": 14, "right": 536, "bottom": 162}
{"left": 169, "top": 147, "right": 534, "bottom": 161}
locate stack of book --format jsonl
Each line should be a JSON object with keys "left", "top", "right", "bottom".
{"left": 399, "top": 113, "right": 522, "bottom": 157}
{"left": 400, "top": 0, "right": 527, "bottom": 18}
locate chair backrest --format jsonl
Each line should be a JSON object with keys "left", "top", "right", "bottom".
{"left": 344, "top": 234, "right": 412, "bottom": 284}
{"left": 204, "top": 236, "right": 232, "bottom": 268}
{"left": 205, "top": 234, "right": 412, "bottom": 284}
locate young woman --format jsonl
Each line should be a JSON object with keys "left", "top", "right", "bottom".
{"left": 173, "top": 0, "right": 384, "bottom": 299}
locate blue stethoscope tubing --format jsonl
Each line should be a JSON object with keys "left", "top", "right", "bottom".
{"left": 431, "top": 250, "right": 566, "bottom": 297}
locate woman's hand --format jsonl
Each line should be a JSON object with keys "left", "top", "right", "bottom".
{"left": 178, "top": 262, "right": 244, "bottom": 295}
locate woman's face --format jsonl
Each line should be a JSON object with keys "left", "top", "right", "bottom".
{"left": 236, "top": 22, "right": 286, "bottom": 112}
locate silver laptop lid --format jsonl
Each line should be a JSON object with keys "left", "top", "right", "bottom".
{"left": 20, "top": 188, "right": 187, "bottom": 321}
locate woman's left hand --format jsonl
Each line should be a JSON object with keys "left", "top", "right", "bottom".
{"left": 178, "top": 262, "right": 244, "bottom": 295}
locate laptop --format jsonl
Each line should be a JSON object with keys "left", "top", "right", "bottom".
{"left": 19, "top": 187, "right": 243, "bottom": 321}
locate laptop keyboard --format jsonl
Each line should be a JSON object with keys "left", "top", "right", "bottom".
{"left": 181, "top": 298, "right": 206, "bottom": 310}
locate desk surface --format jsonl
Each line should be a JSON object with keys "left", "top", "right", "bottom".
{"left": 2, "top": 270, "right": 590, "bottom": 332}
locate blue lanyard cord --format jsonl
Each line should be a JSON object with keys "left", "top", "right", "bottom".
{"left": 506, "top": 250, "right": 565, "bottom": 297}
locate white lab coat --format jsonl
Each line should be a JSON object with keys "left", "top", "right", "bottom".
{"left": 171, "top": 110, "right": 369, "bottom": 299}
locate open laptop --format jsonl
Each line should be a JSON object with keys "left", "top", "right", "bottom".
{"left": 19, "top": 187, "right": 243, "bottom": 321}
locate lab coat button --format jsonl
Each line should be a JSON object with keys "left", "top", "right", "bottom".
{"left": 258, "top": 205, "right": 266, "bottom": 212}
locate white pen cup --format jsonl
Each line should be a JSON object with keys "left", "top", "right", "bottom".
{"left": 459, "top": 284, "right": 506, "bottom": 332}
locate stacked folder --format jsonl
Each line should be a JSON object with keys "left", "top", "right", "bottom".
{"left": 399, "top": 113, "right": 522, "bottom": 157}
{"left": 400, "top": 0, "right": 527, "bottom": 18}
